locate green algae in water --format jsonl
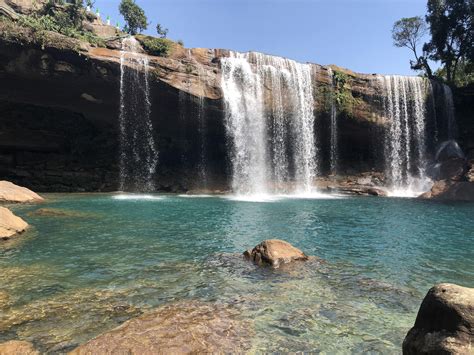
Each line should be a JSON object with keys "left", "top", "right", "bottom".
{"left": 1, "top": 194, "right": 473, "bottom": 352}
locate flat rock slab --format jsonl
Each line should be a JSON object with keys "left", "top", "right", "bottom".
{"left": 244, "top": 239, "right": 309, "bottom": 268}
{"left": 403, "top": 283, "right": 474, "bottom": 354}
{"left": 70, "top": 301, "right": 252, "bottom": 354}
{"left": 0, "top": 340, "right": 39, "bottom": 355}
{"left": 0, "top": 207, "right": 28, "bottom": 240}
{"left": 0, "top": 181, "right": 43, "bottom": 203}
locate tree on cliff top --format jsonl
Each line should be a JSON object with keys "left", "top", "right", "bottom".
{"left": 119, "top": 0, "right": 147, "bottom": 35}
{"left": 393, "top": 0, "right": 473, "bottom": 86}
{"left": 424, "top": 0, "right": 473, "bottom": 84}
{"left": 392, "top": 16, "right": 433, "bottom": 78}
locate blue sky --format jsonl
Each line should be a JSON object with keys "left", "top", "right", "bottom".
{"left": 94, "top": 0, "right": 434, "bottom": 75}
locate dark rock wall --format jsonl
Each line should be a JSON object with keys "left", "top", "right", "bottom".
{"left": 0, "top": 27, "right": 469, "bottom": 192}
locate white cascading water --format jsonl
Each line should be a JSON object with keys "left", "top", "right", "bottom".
{"left": 377, "top": 75, "right": 430, "bottom": 196}
{"left": 442, "top": 84, "right": 457, "bottom": 139}
{"left": 196, "top": 63, "right": 208, "bottom": 187}
{"left": 220, "top": 51, "right": 318, "bottom": 197}
{"left": 327, "top": 67, "right": 338, "bottom": 176}
{"left": 119, "top": 37, "right": 158, "bottom": 192}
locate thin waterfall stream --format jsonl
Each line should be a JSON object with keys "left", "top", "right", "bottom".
{"left": 119, "top": 37, "right": 158, "bottom": 192}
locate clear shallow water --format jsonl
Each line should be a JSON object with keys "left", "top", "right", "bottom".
{"left": 1, "top": 194, "right": 473, "bottom": 353}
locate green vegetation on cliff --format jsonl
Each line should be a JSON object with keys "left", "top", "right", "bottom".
{"left": 135, "top": 34, "right": 174, "bottom": 57}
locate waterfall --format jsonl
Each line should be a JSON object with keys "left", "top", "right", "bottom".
{"left": 196, "top": 63, "right": 208, "bottom": 188}
{"left": 377, "top": 76, "right": 430, "bottom": 195}
{"left": 442, "top": 84, "right": 457, "bottom": 139}
{"left": 119, "top": 37, "right": 158, "bottom": 192}
{"left": 327, "top": 67, "right": 338, "bottom": 176}
{"left": 220, "top": 52, "right": 318, "bottom": 196}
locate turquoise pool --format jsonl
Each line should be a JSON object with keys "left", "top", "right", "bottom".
{"left": 1, "top": 194, "right": 473, "bottom": 352}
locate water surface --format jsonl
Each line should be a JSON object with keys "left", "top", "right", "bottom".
{"left": 1, "top": 194, "right": 473, "bottom": 353}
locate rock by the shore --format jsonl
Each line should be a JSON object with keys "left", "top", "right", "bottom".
{"left": 0, "top": 290, "right": 10, "bottom": 309}
{"left": 70, "top": 301, "right": 252, "bottom": 354}
{"left": 403, "top": 283, "right": 474, "bottom": 354}
{"left": 0, "top": 340, "right": 39, "bottom": 355}
{"left": 420, "top": 180, "right": 474, "bottom": 201}
{"left": 244, "top": 239, "right": 309, "bottom": 268}
{"left": 0, "top": 181, "right": 43, "bottom": 203}
{"left": 0, "top": 207, "right": 28, "bottom": 240}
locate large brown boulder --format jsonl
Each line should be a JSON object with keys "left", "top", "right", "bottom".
{"left": 403, "top": 283, "right": 474, "bottom": 354}
{"left": 0, "top": 340, "right": 39, "bottom": 355}
{"left": 0, "top": 207, "right": 28, "bottom": 240}
{"left": 420, "top": 180, "right": 474, "bottom": 202}
{"left": 70, "top": 301, "right": 251, "bottom": 354}
{"left": 244, "top": 239, "right": 309, "bottom": 268}
{"left": 0, "top": 181, "right": 43, "bottom": 203}
{"left": 437, "top": 158, "right": 468, "bottom": 181}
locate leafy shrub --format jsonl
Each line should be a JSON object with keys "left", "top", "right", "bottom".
{"left": 18, "top": 13, "right": 104, "bottom": 46}
{"left": 135, "top": 34, "right": 172, "bottom": 57}
{"left": 331, "top": 69, "right": 359, "bottom": 116}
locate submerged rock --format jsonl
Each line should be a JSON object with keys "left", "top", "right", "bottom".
{"left": 0, "top": 340, "right": 39, "bottom": 355}
{"left": 0, "top": 290, "right": 10, "bottom": 309}
{"left": 403, "top": 283, "right": 474, "bottom": 354}
{"left": 70, "top": 301, "right": 252, "bottom": 354}
{"left": 0, "top": 207, "right": 28, "bottom": 240}
{"left": 244, "top": 239, "right": 309, "bottom": 268}
{"left": 0, "top": 181, "right": 43, "bottom": 203}
{"left": 28, "top": 208, "right": 89, "bottom": 218}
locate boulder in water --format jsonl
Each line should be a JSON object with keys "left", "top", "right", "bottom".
{"left": 420, "top": 180, "right": 474, "bottom": 201}
{"left": 244, "top": 239, "right": 309, "bottom": 268}
{"left": 0, "top": 181, "right": 43, "bottom": 203}
{"left": 0, "top": 207, "right": 28, "bottom": 240}
{"left": 403, "top": 283, "right": 474, "bottom": 354}
{"left": 0, "top": 340, "right": 39, "bottom": 355}
{"left": 69, "top": 301, "right": 252, "bottom": 354}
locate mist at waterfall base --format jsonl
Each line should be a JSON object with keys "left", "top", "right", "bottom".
{"left": 4, "top": 194, "right": 473, "bottom": 352}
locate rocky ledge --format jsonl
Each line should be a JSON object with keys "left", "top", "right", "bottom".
{"left": 70, "top": 301, "right": 252, "bottom": 354}
{"left": 0, "top": 180, "right": 43, "bottom": 203}
{"left": 420, "top": 158, "right": 474, "bottom": 201}
{"left": 0, "top": 206, "right": 28, "bottom": 240}
{"left": 403, "top": 283, "right": 474, "bottom": 354}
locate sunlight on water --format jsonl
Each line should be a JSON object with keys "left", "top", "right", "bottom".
{"left": 112, "top": 194, "right": 165, "bottom": 201}
{"left": 178, "top": 194, "right": 215, "bottom": 198}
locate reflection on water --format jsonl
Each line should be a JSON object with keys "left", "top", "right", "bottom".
{"left": 1, "top": 194, "right": 473, "bottom": 352}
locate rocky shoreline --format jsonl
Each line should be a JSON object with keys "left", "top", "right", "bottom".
{"left": 1, "top": 237, "right": 471, "bottom": 354}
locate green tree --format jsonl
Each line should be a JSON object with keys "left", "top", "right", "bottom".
{"left": 119, "top": 0, "right": 147, "bottom": 35}
{"left": 392, "top": 16, "right": 433, "bottom": 78}
{"left": 156, "top": 23, "right": 168, "bottom": 38}
{"left": 424, "top": 0, "right": 473, "bottom": 84}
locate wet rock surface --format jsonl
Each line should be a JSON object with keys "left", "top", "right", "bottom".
{"left": 70, "top": 301, "right": 252, "bottom": 354}
{"left": 421, "top": 180, "right": 474, "bottom": 201}
{"left": 0, "top": 340, "right": 39, "bottom": 355}
{"left": 0, "top": 206, "right": 28, "bottom": 240}
{"left": 403, "top": 283, "right": 474, "bottom": 354}
{"left": 0, "top": 181, "right": 43, "bottom": 203}
{"left": 244, "top": 239, "right": 309, "bottom": 268}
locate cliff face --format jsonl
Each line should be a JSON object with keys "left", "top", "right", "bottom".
{"left": 0, "top": 19, "right": 446, "bottom": 192}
